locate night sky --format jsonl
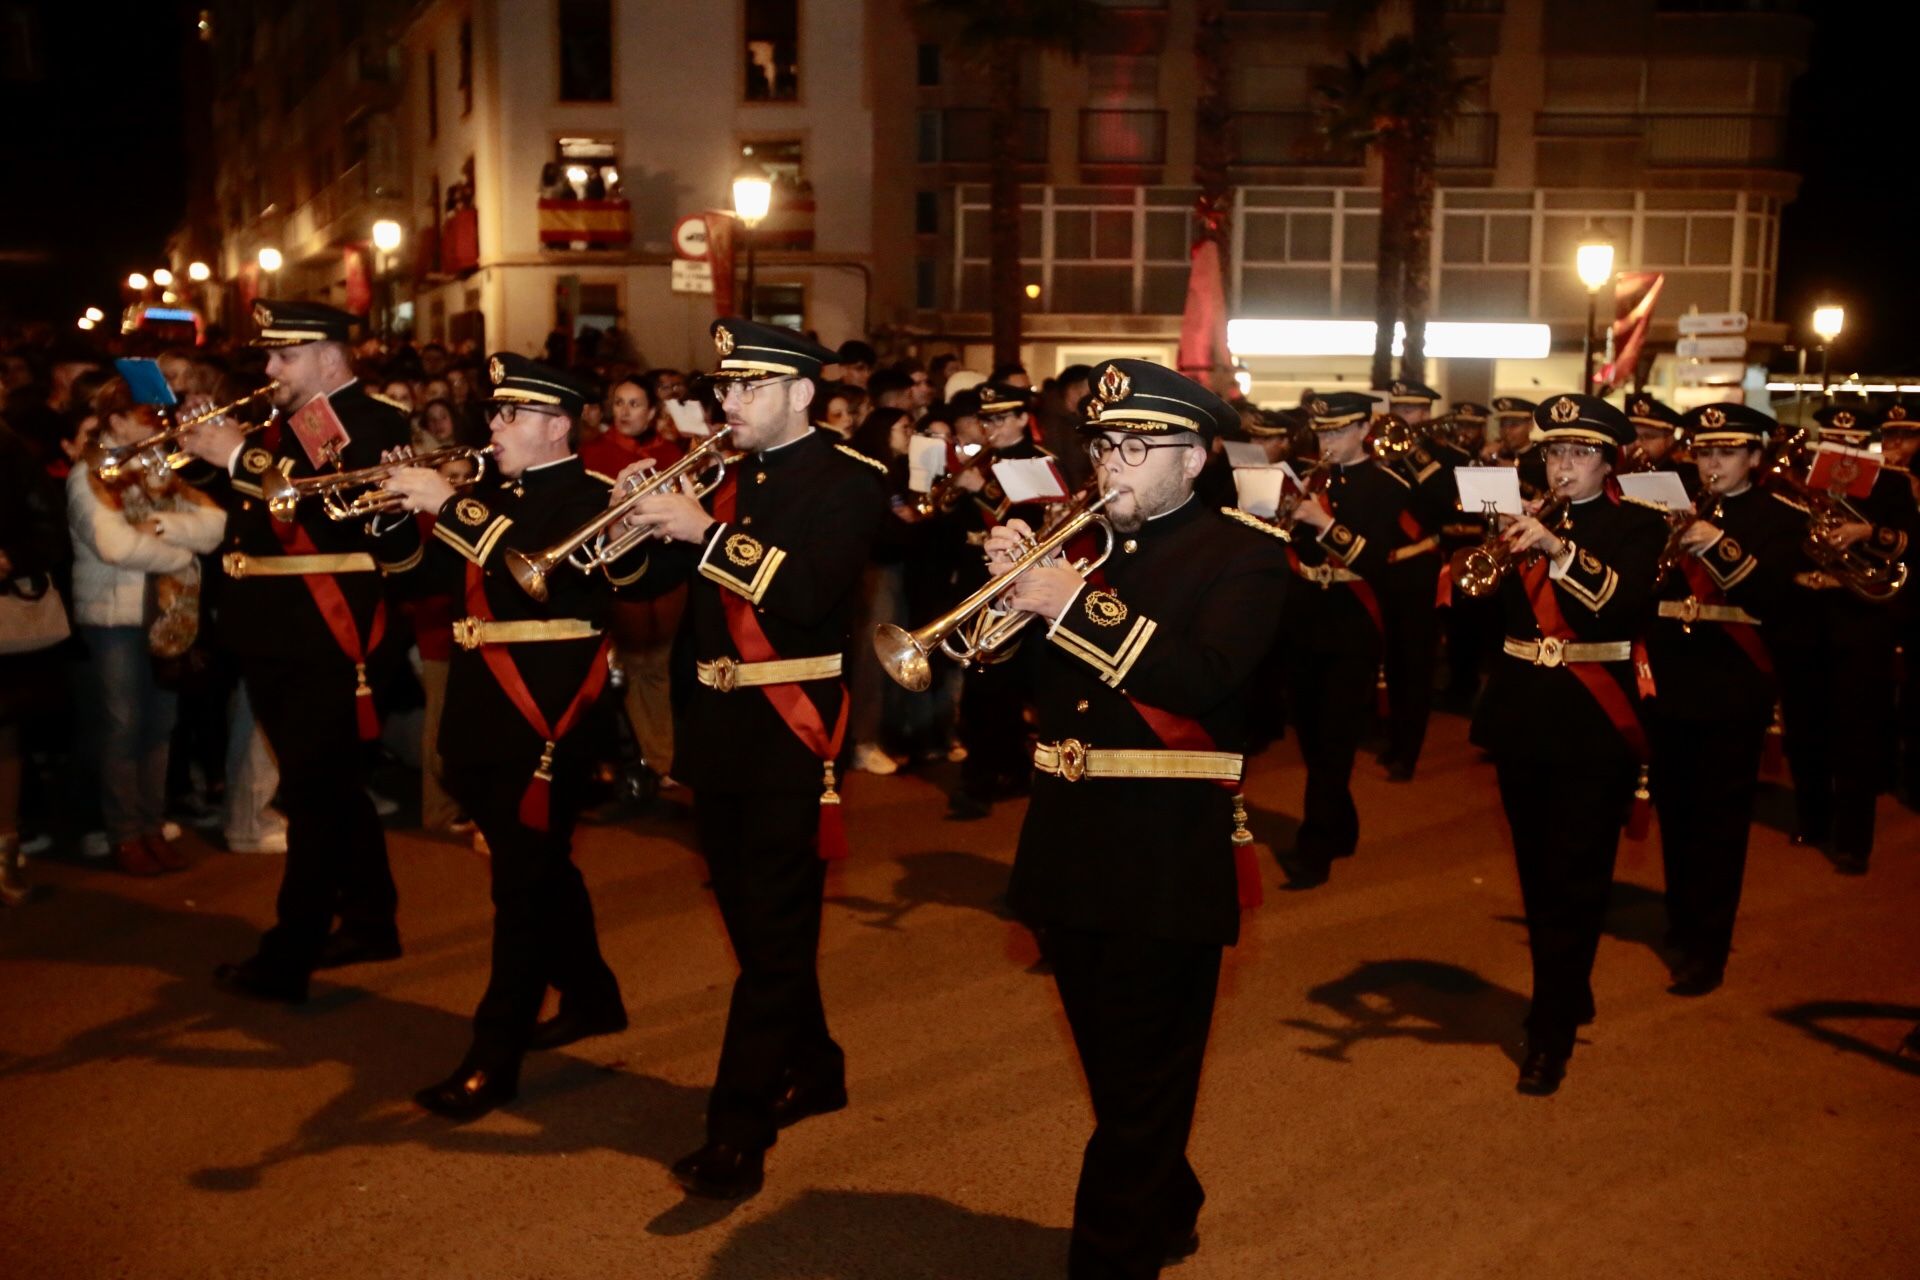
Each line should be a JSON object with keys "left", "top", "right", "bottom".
{"left": 3, "top": 1, "right": 1912, "bottom": 374}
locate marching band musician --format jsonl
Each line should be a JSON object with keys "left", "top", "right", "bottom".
{"left": 178, "top": 300, "right": 420, "bottom": 1005}
{"left": 376, "top": 353, "right": 628, "bottom": 1120}
{"left": 1625, "top": 393, "right": 1700, "bottom": 499}
{"left": 1438, "top": 401, "right": 1501, "bottom": 708}
{"left": 1879, "top": 405, "right": 1920, "bottom": 806}
{"left": 1372, "top": 380, "right": 1453, "bottom": 781}
{"left": 1470, "top": 394, "right": 1666, "bottom": 1096}
{"left": 601, "top": 319, "right": 886, "bottom": 1200}
{"left": 1275, "top": 390, "right": 1427, "bottom": 888}
{"left": 1771, "top": 403, "right": 1915, "bottom": 874}
{"left": 985, "top": 358, "right": 1290, "bottom": 1280}
{"left": 1486, "top": 396, "right": 1547, "bottom": 496}
{"left": 1644, "top": 403, "right": 1807, "bottom": 997}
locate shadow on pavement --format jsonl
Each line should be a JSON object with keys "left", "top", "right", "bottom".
{"left": 826, "top": 849, "right": 1013, "bottom": 931}
{"left": 1281, "top": 958, "right": 1530, "bottom": 1068}
{"left": 1244, "top": 802, "right": 1302, "bottom": 857}
{"left": 696, "top": 1187, "right": 1068, "bottom": 1280}
{"left": 0, "top": 887, "right": 708, "bottom": 1189}
{"left": 1772, "top": 1000, "right": 1920, "bottom": 1078}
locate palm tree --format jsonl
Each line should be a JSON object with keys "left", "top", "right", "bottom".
{"left": 921, "top": 0, "right": 1099, "bottom": 369}
{"left": 1190, "top": 0, "right": 1233, "bottom": 392}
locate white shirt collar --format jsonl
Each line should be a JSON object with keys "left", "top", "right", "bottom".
{"left": 1147, "top": 493, "right": 1195, "bottom": 523}
{"left": 524, "top": 454, "right": 576, "bottom": 474}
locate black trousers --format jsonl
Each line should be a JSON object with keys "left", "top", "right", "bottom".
{"left": 243, "top": 654, "right": 394, "bottom": 975}
{"left": 1442, "top": 591, "right": 1501, "bottom": 705}
{"left": 960, "top": 656, "right": 1029, "bottom": 797}
{"left": 1284, "top": 637, "right": 1377, "bottom": 869}
{"left": 696, "top": 786, "right": 842, "bottom": 1150}
{"left": 1776, "top": 612, "right": 1895, "bottom": 859}
{"left": 1042, "top": 925, "right": 1222, "bottom": 1280}
{"left": 450, "top": 761, "right": 621, "bottom": 1076}
{"left": 1495, "top": 752, "right": 1636, "bottom": 1047}
{"left": 1382, "top": 572, "right": 1440, "bottom": 770}
{"left": 1651, "top": 711, "right": 1768, "bottom": 970}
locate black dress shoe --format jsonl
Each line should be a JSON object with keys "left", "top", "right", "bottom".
{"left": 1163, "top": 1231, "right": 1201, "bottom": 1266}
{"left": 528, "top": 1002, "right": 629, "bottom": 1051}
{"left": 1828, "top": 850, "right": 1869, "bottom": 876}
{"left": 769, "top": 1075, "right": 848, "bottom": 1130}
{"left": 1666, "top": 958, "right": 1724, "bottom": 997}
{"left": 671, "top": 1142, "right": 765, "bottom": 1200}
{"left": 414, "top": 1066, "right": 518, "bottom": 1121}
{"left": 213, "top": 959, "right": 308, "bottom": 1005}
{"left": 945, "top": 792, "right": 991, "bottom": 821}
{"left": 1275, "top": 850, "right": 1329, "bottom": 890}
{"left": 1515, "top": 1047, "right": 1568, "bottom": 1096}
{"left": 312, "top": 927, "right": 403, "bottom": 970}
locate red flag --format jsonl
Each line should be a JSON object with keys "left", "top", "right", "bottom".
{"left": 1177, "top": 237, "right": 1233, "bottom": 394}
{"left": 1595, "top": 271, "right": 1664, "bottom": 394}
{"left": 342, "top": 245, "right": 373, "bottom": 316}
{"left": 703, "top": 211, "right": 736, "bottom": 319}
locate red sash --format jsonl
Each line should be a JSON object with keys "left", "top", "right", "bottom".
{"left": 710, "top": 475, "right": 851, "bottom": 859}
{"left": 462, "top": 563, "right": 611, "bottom": 831}
{"left": 1084, "top": 565, "right": 1263, "bottom": 909}
{"left": 1675, "top": 556, "right": 1773, "bottom": 675}
{"left": 1519, "top": 556, "right": 1652, "bottom": 838}
{"left": 272, "top": 519, "right": 386, "bottom": 740}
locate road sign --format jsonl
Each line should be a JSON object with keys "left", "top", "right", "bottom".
{"left": 673, "top": 215, "right": 710, "bottom": 260}
{"left": 1677, "top": 311, "right": 1748, "bottom": 336}
{"left": 1672, "top": 384, "right": 1744, "bottom": 409}
{"left": 671, "top": 258, "right": 714, "bottom": 294}
{"left": 1676, "top": 360, "right": 1747, "bottom": 386}
{"left": 1676, "top": 335, "right": 1749, "bottom": 360}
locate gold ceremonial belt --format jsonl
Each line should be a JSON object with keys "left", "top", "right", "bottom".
{"left": 222, "top": 551, "right": 376, "bottom": 579}
{"left": 452, "top": 617, "right": 601, "bottom": 650}
{"left": 1387, "top": 536, "right": 1441, "bottom": 563}
{"left": 1657, "top": 599, "right": 1760, "bottom": 627}
{"left": 1794, "top": 570, "right": 1842, "bottom": 591}
{"left": 1033, "top": 739, "right": 1244, "bottom": 784}
{"left": 695, "top": 653, "right": 843, "bottom": 693}
{"left": 1502, "top": 637, "right": 1632, "bottom": 668}
{"left": 1294, "top": 561, "right": 1361, "bottom": 587}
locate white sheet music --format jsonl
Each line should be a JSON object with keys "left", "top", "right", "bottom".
{"left": 1617, "top": 470, "right": 1694, "bottom": 513}
{"left": 906, "top": 436, "right": 949, "bottom": 494}
{"left": 1453, "top": 466, "right": 1525, "bottom": 517}
{"left": 992, "top": 457, "right": 1070, "bottom": 504}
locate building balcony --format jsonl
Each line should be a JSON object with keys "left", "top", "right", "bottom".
{"left": 1437, "top": 113, "right": 1499, "bottom": 168}
{"left": 1079, "top": 109, "right": 1167, "bottom": 167}
{"left": 1228, "top": 112, "right": 1361, "bottom": 167}
{"left": 1535, "top": 113, "right": 1788, "bottom": 170}
{"left": 284, "top": 159, "right": 406, "bottom": 263}
{"left": 537, "top": 198, "right": 631, "bottom": 251}
{"left": 919, "top": 108, "right": 1050, "bottom": 166}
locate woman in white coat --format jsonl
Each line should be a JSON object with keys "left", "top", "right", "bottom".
{"left": 68, "top": 377, "right": 225, "bottom": 875}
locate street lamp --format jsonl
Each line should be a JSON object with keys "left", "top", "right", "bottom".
{"left": 77, "top": 317, "right": 96, "bottom": 331}
{"left": 258, "top": 246, "right": 283, "bottom": 273}
{"left": 371, "top": 220, "right": 404, "bottom": 337}
{"left": 152, "top": 267, "right": 174, "bottom": 287}
{"left": 187, "top": 260, "right": 211, "bottom": 283}
{"left": 1575, "top": 237, "right": 1615, "bottom": 393}
{"left": 84, "top": 307, "right": 103, "bottom": 323}
{"left": 372, "top": 219, "right": 404, "bottom": 253}
{"left": 1812, "top": 304, "right": 1844, "bottom": 403}
{"left": 732, "top": 166, "right": 772, "bottom": 320}
{"left": 127, "top": 272, "right": 149, "bottom": 291}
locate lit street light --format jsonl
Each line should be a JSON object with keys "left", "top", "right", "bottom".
{"left": 84, "top": 307, "right": 104, "bottom": 322}
{"left": 258, "top": 246, "right": 283, "bottom": 273}
{"left": 188, "top": 261, "right": 212, "bottom": 283}
{"left": 1812, "top": 304, "right": 1844, "bottom": 403}
{"left": 77, "top": 317, "right": 96, "bottom": 331}
{"left": 732, "top": 166, "right": 773, "bottom": 320}
{"left": 127, "top": 273, "right": 149, "bottom": 291}
{"left": 372, "top": 219, "right": 404, "bottom": 253}
{"left": 1576, "top": 237, "right": 1615, "bottom": 394}
{"left": 371, "top": 220, "right": 405, "bottom": 337}
{"left": 152, "top": 268, "right": 174, "bottom": 287}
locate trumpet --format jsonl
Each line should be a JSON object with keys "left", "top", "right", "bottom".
{"left": 1276, "top": 456, "right": 1334, "bottom": 532}
{"left": 1369, "top": 414, "right": 1433, "bottom": 464}
{"left": 1762, "top": 431, "right": 1908, "bottom": 603}
{"left": 1448, "top": 487, "right": 1571, "bottom": 599}
{"left": 265, "top": 444, "right": 497, "bottom": 523}
{"left": 914, "top": 444, "right": 993, "bottom": 516}
{"left": 1655, "top": 496, "right": 1723, "bottom": 585}
{"left": 92, "top": 382, "right": 283, "bottom": 485}
{"left": 503, "top": 426, "right": 735, "bottom": 601}
{"left": 874, "top": 490, "right": 1114, "bottom": 692}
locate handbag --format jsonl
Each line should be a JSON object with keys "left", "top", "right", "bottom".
{"left": 0, "top": 576, "right": 72, "bottom": 656}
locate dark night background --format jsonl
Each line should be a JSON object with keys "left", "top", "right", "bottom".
{"left": 1, "top": 1, "right": 1914, "bottom": 373}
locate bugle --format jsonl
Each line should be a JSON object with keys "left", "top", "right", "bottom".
{"left": 502, "top": 426, "right": 735, "bottom": 601}
{"left": 1762, "top": 431, "right": 1908, "bottom": 603}
{"left": 1448, "top": 486, "right": 1571, "bottom": 599}
{"left": 92, "top": 382, "right": 283, "bottom": 485}
{"left": 874, "top": 490, "right": 1113, "bottom": 692}
{"left": 264, "top": 444, "right": 497, "bottom": 523}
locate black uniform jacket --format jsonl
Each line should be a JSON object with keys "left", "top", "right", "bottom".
{"left": 393, "top": 455, "right": 616, "bottom": 774}
{"left": 211, "top": 381, "right": 420, "bottom": 663}
{"left": 1007, "top": 498, "right": 1292, "bottom": 947}
{"left": 1645, "top": 486, "right": 1805, "bottom": 722}
{"left": 605, "top": 428, "right": 888, "bottom": 795}
{"left": 1471, "top": 492, "right": 1666, "bottom": 761}
{"left": 1281, "top": 460, "right": 1411, "bottom": 654}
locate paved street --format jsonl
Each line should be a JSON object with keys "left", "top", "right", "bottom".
{"left": 3, "top": 712, "right": 1917, "bottom": 1280}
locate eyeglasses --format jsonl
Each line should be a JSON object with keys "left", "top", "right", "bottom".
{"left": 1543, "top": 443, "right": 1603, "bottom": 462}
{"left": 721, "top": 377, "right": 793, "bottom": 405}
{"left": 489, "top": 402, "right": 565, "bottom": 426}
{"left": 1088, "top": 436, "right": 1194, "bottom": 467}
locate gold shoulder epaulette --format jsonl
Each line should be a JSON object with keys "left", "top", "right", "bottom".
{"left": 1377, "top": 461, "right": 1412, "bottom": 489}
{"left": 367, "top": 390, "right": 410, "bottom": 412}
{"left": 835, "top": 443, "right": 889, "bottom": 477}
{"left": 1220, "top": 506, "right": 1290, "bottom": 540}
{"left": 1771, "top": 490, "right": 1811, "bottom": 514}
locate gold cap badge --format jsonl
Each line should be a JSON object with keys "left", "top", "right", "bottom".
{"left": 1550, "top": 398, "right": 1580, "bottom": 424}
{"left": 1700, "top": 407, "right": 1726, "bottom": 429}
{"left": 1833, "top": 411, "right": 1855, "bottom": 429}
{"left": 714, "top": 326, "right": 736, "bottom": 358}
{"left": 488, "top": 356, "right": 506, "bottom": 385}
{"left": 252, "top": 301, "right": 273, "bottom": 328}
{"left": 1096, "top": 365, "right": 1130, "bottom": 407}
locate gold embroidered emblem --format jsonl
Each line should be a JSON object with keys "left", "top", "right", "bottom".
{"left": 488, "top": 356, "right": 506, "bottom": 385}
{"left": 1550, "top": 398, "right": 1580, "bottom": 425}
{"left": 456, "top": 498, "right": 488, "bottom": 526}
{"left": 1890, "top": 405, "right": 1910, "bottom": 422}
{"left": 242, "top": 449, "right": 271, "bottom": 475}
{"left": 1631, "top": 397, "right": 1651, "bottom": 417}
{"left": 1096, "top": 365, "right": 1130, "bottom": 407}
{"left": 1332, "top": 526, "right": 1352, "bottom": 543}
{"left": 1719, "top": 538, "right": 1742, "bottom": 562}
{"left": 1832, "top": 411, "right": 1855, "bottom": 430}
{"left": 1083, "top": 590, "right": 1127, "bottom": 626}
{"left": 1579, "top": 548, "right": 1601, "bottom": 575}
{"left": 1700, "top": 407, "right": 1726, "bottom": 430}
{"left": 714, "top": 326, "right": 737, "bottom": 358}
{"left": 1309, "top": 398, "right": 1329, "bottom": 417}
{"left": 252, "top": 301, "right": 273, "bottom": 328}
{"left": 725, "top": 532, "right": 763, "bottom": 567}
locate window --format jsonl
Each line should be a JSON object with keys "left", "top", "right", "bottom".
{"left": 425, "top": 49, "right": 438, "bottom": 140}
{"left": 458, "top": 18, "right": 473, "bottom": 115}
{"left": 914, "top": 190, "right": 939, "bottom": 235}
{"left": 752, "top": 283, "right": 805, "bottom": 329}
{"left": 744, "top": 0, "right": 798, "bottom": 102}
{"left": 558, "top": 0, "right": 612, "bottom": 101}
{"left": 916, "top": 43, "right": 940, "bottom": 88}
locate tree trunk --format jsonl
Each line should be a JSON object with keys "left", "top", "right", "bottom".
{"left": 1372, "top": 127, "right": 1411, "bottom": 391}
{"left": 1192, "top": 0, "right": 1233, "bottom": 392}
{"left": 988, "top": 49, "right": 1025, "bottom": 370}
{"left": 1400, "top": 117, "right": 1437, "bottom": 385}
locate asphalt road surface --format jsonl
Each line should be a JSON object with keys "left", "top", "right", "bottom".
{"left": 3, "top": 713, "right": 1916, "bottom": 1279}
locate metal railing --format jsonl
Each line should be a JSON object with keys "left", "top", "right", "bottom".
{"left": 1229, "top": 111, "right": 1362, "bottom": 166}
{"left": 1437, "top": 113, "right": 1498, "bottom": 167}
{"left": 1079, "top": 110, "right": 1168, "bottom": 165}
{"left": 1536, "top": 113, "right": 1786, "bottom": 166}
{"left": 929, "top": 108, "right": 1049, "bottom": 165}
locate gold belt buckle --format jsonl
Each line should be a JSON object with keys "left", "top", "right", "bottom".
{"left": 452, "top": 618, "right": 482, "bottom": 650}
{"left": 222, "top": 552, "right": 247, "bottom": 579}
{"left": 1536, "top": 637, "right": 1564, "bottom": 668}
{"left": 1678, "top": 597, "right": 1700, "bottom": 632}
{"left": 1308, "top": 564, "right": 1333, "bottom": 587}
{"left": 709, "top": 656, "right": 739, "bottom": 693}
{"left": 1057, "top": 738, "right": 1088, "bottom": 782}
